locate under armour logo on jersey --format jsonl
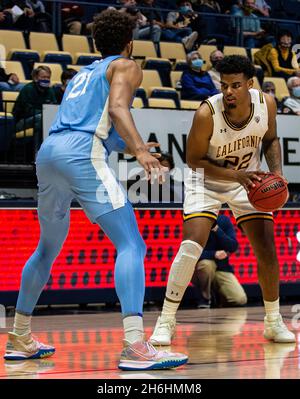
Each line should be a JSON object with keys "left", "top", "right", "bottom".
{"left": 220, "top": 128, "right": 227, "bottom": 133}
{"left": 255, "top": 116, "right": 260, "bottom": 123}
{"left": 171, "top": 290, "right": 179, "bottom": 296}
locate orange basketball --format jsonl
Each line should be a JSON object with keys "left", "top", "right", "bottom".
{"left": 247, "top": 173, "right": 288, "bottom": 212}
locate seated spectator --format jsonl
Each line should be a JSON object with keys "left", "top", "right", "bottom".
{"left": 262, "top": 81, "right": 287, "bottom": 113}
{"left": 53, "top": 68, "right": 77, "bottom": 104}
{"left": 283, "top": 76, "right": 300, "bottom": 115}
{"left": 25, "top": 0, "right": 51, "bottom": 32}
{"left": 181, "top": 51, "right": 219, "bottom": 100}
{"left": 0, "top": 1, "right": 14, "bottom": 28}
{"left": 268, "top": 31, "right": 300, "bottom": 80}
{"left": 193, "top": 0, "right": 221, "bottom": 13}
{"left": 252, "top": 0, "right": 271, "bottom": 17}
{"left": 13, "top": 65, "right": 56, "bottom": 144}
{"left": 61, "top": 3, "right": 85, "bottom": 34}
{"left": 192, "top": 215, "right": 247, "bottom": 308}
{"left": 207, "top": 49, "right": 224, "bottom": 91}
{"left": 162, "top": 0, "right": 199, "bottom": 51}
{"left": 231, "top": 0, "right": 267, "bottom": 48}
{"left": 0, "top": 66, "right": 24, "bottom": 92}
{"left": 0, "top": 0, "right": 35, "bottom": 31}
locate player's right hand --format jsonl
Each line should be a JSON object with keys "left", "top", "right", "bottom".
{"left": 234, "top": 170, "right": 265, "bottom": 193}
{"left": 136, "top": 149, "right": 167, "bottom": 184}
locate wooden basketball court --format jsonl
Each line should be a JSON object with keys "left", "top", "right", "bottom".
{"left": 0, "top": 305, "right": 299, "bottom": 379}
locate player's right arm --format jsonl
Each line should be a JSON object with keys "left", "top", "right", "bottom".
{"left": 107, "top": 58, "right": 163, "bottom": 180}
{"left": 187, "top": 103, "right": 263, "bottom": 191}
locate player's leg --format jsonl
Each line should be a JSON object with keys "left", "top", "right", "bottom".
{"left": 241, "top": 219, "right": 295, "bottom": 342}
{"left": 5, "top": 162, "right": 73, "bottom": 360}
{"left": 214, "top": 271, "right": 247, "bottom": 306}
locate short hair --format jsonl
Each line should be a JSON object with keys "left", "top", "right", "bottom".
{"left": 262, "top": 81, "right": 275, "bottom": 91}
{"left": 287, "top": 76, "right": 300, "bottom": 89}
{"left": 93, "top": 9, "right": 137, "bottom": 56}
{"left": 61, "top": 68, "right": 77, "bottom": 83}
{"left": 278, "top": 30, "right": 293, "bottom": 41}
{"left": 216, "top": 55, "right": 255, "bottom": 79}
{"left": 186, "top": 51, "right": 200, "bottom": 62}
{"left": 32, "top": 65, "right": 51, "bottom": 79}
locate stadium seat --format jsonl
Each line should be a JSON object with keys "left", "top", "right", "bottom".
{"left": 1, "top": 91, "right": 18, "bottom": 114}
{"left": 33, "top": 63, "right": 63, "bottom": 84}
{"left": 74, "top": 53, "right": 102, "bottom": 65}
{"left": 173, "top": 59, "right": 188, "bottom": 71}
{"left": 135, "top": 87, "right": 148, "bottom": 107}
{"left": 148, "top": 98, "right": 176, "bottom": 109}
{"left": 132, "top": 97, "right": 144, "bottom": 108}
{"left": 160, "top": 42, "right": 186, "bottom": 61}
{"left": 262, "top": 77, "right": 290, "bottom": 101}
{"left": 132, "top": 40, "right": 157, "bottom": 59}
{"left": 16, "top": 127, "right": 34, "bottom": 139}
{"left": 66, "top": 65, "right": 82, "bottom": 72}
{"left": 62, "top": 35, "right": 91, "bottom": 63}
{"left": 141, "top": 70, "right": 162, "bottom": 94}
{"left": 30, "top": 32, "right": 73, "bottom": 67}
{"left": 142, "top": 57, "right": 172, "bottom": 87}
{"left": 170, "top": 71, "right": 183, "bottom": 90}
{"left": 2, "top": 61, "right": 26, "bottom": 82}
{"left": 198, "top": 45, "right": 217, "bottom": 71}
{"left": 224, "top": 46, "right": 248, "bottom": 58}
{"left": 148, "top": 87, "right": 180, "bottom": 108}
{"left": 180, "top": 100, "right": 200, "bottom": 110}
{"left": 251, "top": 48, "right": 260, "bottom": 62}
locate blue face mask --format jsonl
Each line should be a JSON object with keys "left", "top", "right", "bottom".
{"left": 179, "top": 5, "right": 191, "bottom": 14}
{"left": 292, "top": 86, "right": 300, "bottom": 98}
{"left": 37, "top": 79, "right": 50, "bottom": 88}
{"left": 191, "top": 59, "right": 204, "bottom": 70}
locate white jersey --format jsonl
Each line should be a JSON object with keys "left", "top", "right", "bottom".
{"left": 203, "top": 89, "right": 268, "bottom": 190}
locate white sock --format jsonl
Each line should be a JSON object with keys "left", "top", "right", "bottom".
{"left": 264, "top": 298, "right": 280, "bottom": 321}
{"left": 123, "top": 315, "right": 144, "bottom": 344}
{"left": 13, "top": 312, "right": 32, "bottom": 336}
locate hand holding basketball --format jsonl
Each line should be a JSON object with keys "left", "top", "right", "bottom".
{"left": 247, "top": 172, "right": 289, "bottom": 212}
{"left": 234, "top": 170, "right": 266, "bottom": 192}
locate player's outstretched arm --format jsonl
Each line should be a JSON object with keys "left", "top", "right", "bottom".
{"left": 107, "top": 58, "right": 164, "bottom": 180}
{"left": 187, "top": 103, "right": 264, "bottom": 191}
{"left": 262, "top": 93, "right": 284, "bottom": 177}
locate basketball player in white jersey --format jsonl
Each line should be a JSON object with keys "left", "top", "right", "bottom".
{"left": 150, "top": 55, "right": 295, "bottom": 345}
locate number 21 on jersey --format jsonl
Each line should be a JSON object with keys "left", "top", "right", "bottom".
{"left": 66, "top": 71, "right": 94, "bottom": 101}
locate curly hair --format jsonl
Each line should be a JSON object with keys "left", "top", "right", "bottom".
{"left": 216, "top": 55, "right": 256, "bottom": 80}
{"left": 93, "top": 10, "right": 137, "bottom": 57}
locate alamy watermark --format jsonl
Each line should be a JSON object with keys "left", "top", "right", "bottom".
{"left": 0, "top": 304, "right": 6, "bottom": 328}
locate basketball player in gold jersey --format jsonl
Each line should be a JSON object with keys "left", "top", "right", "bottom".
{"left": 150, "top": 55, "right": 295, "bottom": 345}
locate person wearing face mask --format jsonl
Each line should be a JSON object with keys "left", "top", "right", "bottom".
{"left": 231, "top": 0, "right": 266, "bottom": 49}
{"left": 181, "top": 51, "right": 219, "bottom": 100}
{"left": 283, "top": 77, "right": 300, "bottom": 116}
{"left": 53, "top": 68, "right": 77, "bottom": 104}
{"left": 262, "top": 81, "right": 286, "bottom": 114}
{"left": 12, "top": 65, "right": 56, "bottom": 141}
{"left": 267, "top": 31, "right": 300, "bottom": 80}
{"left": 207, "top": 49, "right": 224, "bottom": 91}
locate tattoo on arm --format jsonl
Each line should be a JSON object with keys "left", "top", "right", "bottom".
{"left": 263, "top": 138, "right": 282, "bottom": 174}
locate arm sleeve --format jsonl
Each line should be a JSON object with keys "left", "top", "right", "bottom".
{"left": 200, "top": 250, "right": 216, "bottom": 260}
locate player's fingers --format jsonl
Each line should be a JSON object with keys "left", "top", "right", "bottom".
{"left": 146, "top": 142, "right": 160, "bottom": 149}
{"left": 151, "top": 153, "right": 162, "bottom": 159}
{"left": 249, "top": 173, "right": 262, "bottom": 182}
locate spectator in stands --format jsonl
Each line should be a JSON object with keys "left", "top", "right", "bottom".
{"left": 25, "top": 0, "right": 51, "bottom": 32}
{"left": 192, "top": 215, "right": 247, "bottom": 308}
{"left": 262, "top": 81, "right": 286, "bottom": 113}
{"left": 268, "top": 31, "right": 300, "bottom": 80}
{"left": 207, "top": 49, "right": 224, "bottom": 91}
{"left": 13, "top": 65, "right": 56, "bottom": 140}
{"left": 61, "top": 3, "right": 85, "bottom": 34}
{"left": 0, "top": 1, "right": 14, "bottom": 28}
{"left": 283, "top": 76, "right": 300, "bottom": 115}
{"left": 53, "top": 68, "right": 77, "bottom": 104}
{"left": 231, "top": 0, "right": 266, "bottom": 48}
{"left": 0, "top": 66, "right": 24, "bottom": 92}
{"left": 0, "top": 0, "right": 35, "bottom": 31}
{"left": 193, "top": 0, "right": 221, "bottom": 13}
{"left": 252, "top": 0, "right": 271, "bottom": 17}
{"left": 181, "top": 51, "right": 219, "bottom": 100}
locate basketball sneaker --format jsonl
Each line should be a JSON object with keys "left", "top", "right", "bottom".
{"left": 118, "top": 340, "right": 188, "bottom": 371}
{"left": 149, "top": 316, "right": 176, "bottom": 346}
{"left": 4, "top": 332, "right": 55, "bottom": 360}
{"left": 264, "top": 315, "right": 296, "bottom": 343}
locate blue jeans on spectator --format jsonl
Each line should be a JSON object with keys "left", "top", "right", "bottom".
{"left": 162, "top": 27, "right": 192, "bottom": 43}
{"left": 0, "top": 82, "right": 25, "bottom": 92}
{"left": 133, "top": 24, "right": 162, "bottom": 44}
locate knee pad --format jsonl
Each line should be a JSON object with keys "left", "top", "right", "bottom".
{"left": 170, "top": 240, "right": 203, "bottom": 288}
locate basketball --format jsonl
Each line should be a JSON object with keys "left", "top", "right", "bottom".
{"left": 247, "top": 173, "right": 288, "bottom": 212}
